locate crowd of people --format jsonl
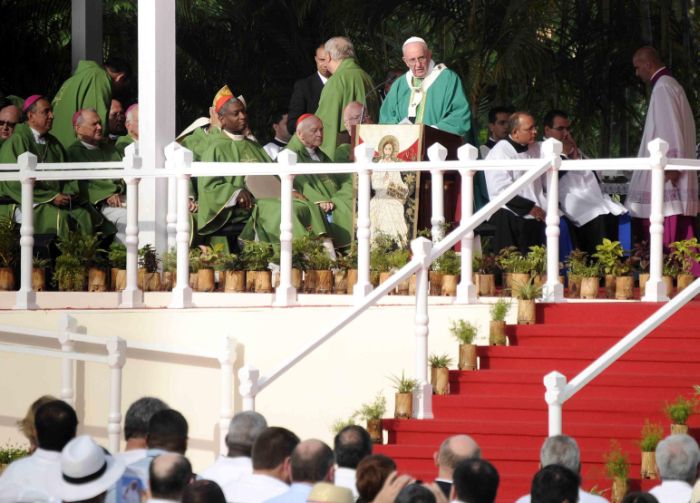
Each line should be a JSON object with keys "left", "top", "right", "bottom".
{"left": 1, "top": 396, "right": 700, "bottom": 503}
{"left": 0, "top": 36, "right": 696, "bottom": 269}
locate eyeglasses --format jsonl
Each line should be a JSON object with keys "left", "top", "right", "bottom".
{"left": 404, "top": 56, "right": 427, "bottom": 66}
{"left": 0, "top": 120, "right": 17, "bottom": 128}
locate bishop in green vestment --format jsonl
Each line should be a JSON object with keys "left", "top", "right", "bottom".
{"left": 287, "top": 115, "right": 354, "bottom": 249}
{"left": 114, "top": 103, "right": 138, "bottom": 158}
{"left": 51, "top": 60, "right": 129, "bottom": 148}
{"left": 0, "top": 97, "right": 94, "bottom": 239}
{"left": 315, "top": 37, "right": 377, "bottom": 161}
{"left": 198, "top": 97, "right": 330, "bottom": 251}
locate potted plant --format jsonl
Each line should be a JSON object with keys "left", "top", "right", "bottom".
{"left": 489, "top": 297, "right": 511, "bottom": 345}
{"left": 604, "top": 440, "right": 629, "bottom": 503}
{"left": 527, "top": 245, "right": 547, "bottom": 287}
{"left": 161, "top": 248, "right": 177, "bottom": 291}
{"left": 218, "top": 250, "right": 245, "bottom": 292}
{"left": 386, "top": 247, "right": 411, "bottom": 295}
{"left": 0, "top": 443, "right": 29, "bottom": 474}
{"left": 593, "top": 239, "right": 624, "bottom": 299}
{"left": 664, "top": 395, "right": 696, "bottom": 434}
{"left": 565, "top": 249, "right": 587, "bottom": 298}
{"left": 496, "top": 246, "right": 522, "bottom": 292}
{"left": 371, "top": 233, "right": 396, "bottom": 289}
{"left": 195, "top": 244, "right": 222, "bottom": 292}
{"left": 54, "top": 231, "right": 87, "bottom": 292}
{"left": 389, "top": 371, "right": 418, "bottom": 419}
{"left": 138, "top": 244, "right": 161, "bottom": 291}
{"left": 336, "top": 244, "right": 358, "bottom": 294}
{"left": 576, "top": 261, "right": 601, "bottom": 299}
{"left": 497, "top": 247, "right": 533, "bottom": 297}
{"left": 32, "top": 256, "right": 51, "bottom": 292}
{"left": 188, "top": 247, "right": 201, "bottom": 290}
{"left": 639, "top": 420, "right": 663, "bottom": 479}
{"left": 661, "top": 255, "right": 678, "bottom": 296}
{"left": 108, "top": 243, "right": 127, "bottom": 291}
{"left": 0, "top": 216, "right": 17, "bottom": 291}
{"left": 306, "top": 242, "right": 335, "bottom": 294}
{"left": 668, "top": 238, "right": 700, "bottom": 291}
{"left": 631, "top": 240, "right": 650, "bottom": 292}
{"left": 434, "top": 250, "right": 460, "bottom": 296}
{"left": 428, "top": 353, "right": 452, "bottom": 395}
{"left": 614, "top": 257, "right": 634, "bottom": 300}
{"left": 450, "top": 319, "right": 478, "bottom": 371}
{"left": 354, "top": 393, "right": 387, "bottom": 444}
{"left": 79, "top": 233, "right": 108, "bottom": 292}
{"left": 515, "top": 276, "right": 541, "bottom": 325}
{"left": 330, "top": 416, "right": 356, "bottom": 435}
{"left": 240, "top": 241, "right": 273, "bottom": 293}
{"left": 473, "top": 252, "right": 497, "bottom": 296}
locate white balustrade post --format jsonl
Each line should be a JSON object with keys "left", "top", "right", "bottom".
{"left": 106, "top": 337, "right": 127, "bottom": 453}
{"left": 169, "top": 145, "right": 193, "bottom": 308}
{"left": 57, "top": 314, "right": 77, "bottom": 407}
{"left": 411, "top": 237, "right": 433, "bottom": 419}
{"left": 354, "top": 144, "right": 374, "bottom": 301}
{"left": 427, "top": 144, "right": 447, "bottom": 241}
{"left": 456, "top": 145, "right": 478, "bottom": 303}
{"left": 238, "top": 366, "right": 260, "bottom": 412}
{"left": 165, "top": 144, "right": 178, "bottom": 250}
{"left": 15, "top": 153, "right": 37, "bottom": 310}
{"left": 643, "top": 138, "right": 670, "bottom": 302}
{"left": 274, "top": 150, "right": 298, "bottom": 307}
{"left": 218, "top": 336, "right": 237, "bottom": 455}
{"left": 542, "top": 139, "right": 564, "bottom": 302}
{"left": 120, "top": 144, "right": 144, "bottom": 308}
{"left": 544, "top": 371, "right": 567, "bottom": 436}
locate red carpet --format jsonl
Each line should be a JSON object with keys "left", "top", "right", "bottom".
{"left": 376, "top": 302, "right": 700, "bottom": 502}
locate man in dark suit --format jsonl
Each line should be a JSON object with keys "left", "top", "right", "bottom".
{"left": 287, "top": 44, "right": 331, "bottom": 135}
{"left": 433, "top": 434, "right": 481, "bottom": 498}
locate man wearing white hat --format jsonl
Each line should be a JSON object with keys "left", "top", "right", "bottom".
{"left": 379, "top": 36, "right": 472, "bottom": 139}
{"left": 50, "top": 435, "right": 125, "bottom": 503}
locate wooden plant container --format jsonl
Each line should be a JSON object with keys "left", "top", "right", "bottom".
{"left": 567, "top": 274, "right": 581, "bottom": 298}
{"left": 641, "top": 451, "right": 657, "bottom": 479}
{"left": 677, "top": 273, "right": 694, "bottom": 292}
{"left": 429, "top": 271, "right": 443, "bottom": 295}
{"left": 408, "top": 274, "right": 416, "bottom": 295}
{"left": 304, "top": 270, "right": 317, "bottom": 293}
{"left": 253, "top": 271, "right": 273, "bottom": 293}
{"left": 114, "top": 269, "right": 127, "bottom": 291}
{"left": 611, "top": 477, "right": 627, "bottom": 503}
{"left": 670, "top": 423, "right": 689, "bottom": 435}
{"left": 510, "top": 273, "right": 530, "bottom": 298}
{"left": 604, "top": 274, "right": 615, "bottom": 299}
{"left": 580, "top": 277, "right": 599, "bottom": 299}
{"left": 333, "top": 269, "right": 347, "bottom": 294}
{"left": 441, "top": 274, "right": 458, "bottom": 296}
{"left": 615, "top": 276, "right": 634, "bottom": 300}
{"left": 224, "top": 271, "right": 245, "bottom": 292}
{"left": 431, "top": 367, "right": 449, "bottom": 395}
{"left": 503, "top": 272, "right": 512, "bottom": 290}
{"left": 197, "top": 269, "right": 215, "bottom": 292}
{"left": 346, "top": 269, "right": 358, "bottom": 294}
{"left": 189, "top": 272, "right": 199, "bottom": 290}
{"left": 0, "top": 267, "right": 14, "bottom": 291}
{"left": 313, "top": 270, "right": 333, "bottom": 293}
{"left": 397, "top": 277, "right": 410, "bottom": 295}
{"left": 370, "top": 270, "right": 380, "bottom": 287}
{"left": 662, "top": 275, "right": 674, "bottom": 295}
{"left": 517, "top": 299, "right": 536, "bottom": 325}
{"left": 394, "top": 392, "right": 413, "bottom": 419}
{"left": 140, "top": 271, "right": 161, "bottom": 292}
{"left": 366, "top": 419, "right": 383, "bottom": 444}
{"left": 533, "top": 274, "right": 546, "bottom": 289}
{"left": 489, "top": 320, "right": 507, "bottom": 345}
{"left": 88, "top": 267, "right": 108, "bottom": 292}
{"left": 32, "top": 268, "right": 46, "bottom": 291}
{"left": 162, "top": 271, "right": 176, "bottom": 291}
{"left": 379, "top": 272, "right": 394, "bottom": 294}
{"left": 458, "top": 343, "right": 477, "bottom": 371}
{"left": 475, "top": 273, "right": 495, "bottom": 296}
{"left": 639, "top": 272, "right": 650, "bottom": 292}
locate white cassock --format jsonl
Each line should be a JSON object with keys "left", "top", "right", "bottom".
{"left": 626, "top": 72, "right": 698, "bottom": 218}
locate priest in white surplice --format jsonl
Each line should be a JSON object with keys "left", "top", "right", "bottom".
{"left": 626, "top": 46, "right": 698, "bottom": 249}
{"left": 485, "top": 112, "right": 547, "bottom": 254}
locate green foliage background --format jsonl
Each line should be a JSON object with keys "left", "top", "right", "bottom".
{"left": 1, "top": 0, "right": 699, "bottom": 156}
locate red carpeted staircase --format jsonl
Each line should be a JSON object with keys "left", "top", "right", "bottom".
{"left": 376, "top": 302, "right": 700, "bottom": 503}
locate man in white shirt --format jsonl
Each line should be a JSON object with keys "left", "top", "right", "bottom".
{"left": 265, "top": 439, "right": 334, "bottom": 503}
{"left": 485, "top": 112, "right": 547, "bottom": 254}
{"left": 0, "top": 399, "right": 78, "bottom": 502}
{"left": 479, "top": 107, "right": 513, "bottom": 159}
{"left": 199, "top": 410, "right": 267, "bottom": 487}
{"left": 528, "top": 465, "right": 579, "bottom": 503}
{"left": 433, "top": 434, "right": 481, "bottom": 498}
{"left": 263, "top": 112, "right": 291, "bottom": 161}
{"left": 223, "top": 427, "right": 300, "bottom": 503}
{"left": 116, "top": 397, "right": 169, "bottom": 467}
{"left": 147, "top": 453, "right": 193, "bottom": 503}
{"left": 515, "top": 435, "right": 608, "bottom": 503}
{"left": 333, "top": 425, "right": 373, "bottom": 499}
{"left": 649, "top": 434, "right": 699, "bottom": 503}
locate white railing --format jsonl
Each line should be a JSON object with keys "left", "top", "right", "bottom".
{"left": 0, "top": 314, "right": 237, "bottom": 454}
{"left": 544, "top": 276, "right": 700, "bottom": 435}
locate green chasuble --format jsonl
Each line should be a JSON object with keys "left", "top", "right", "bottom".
{"left": 0, "top": 124, "right": 94, "bottom": 238}
{"left": 51, "top": 60, "right": 113, "bottom": 148}
{"left": 287, "top": 135, "right": 354, "bottom": 249}
{"left": 114, "top": 135, "right": 134, "bottom": 158}
{"left": 198, "top": 134, "right": 329, "bottom": 249}
{"left": 315, "top": 58, "right": 377, "bottom": 160}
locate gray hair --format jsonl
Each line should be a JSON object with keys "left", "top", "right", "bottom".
{"left": 540, "top": 435, "right": 581, "bottom": 473}
{"left": 124, "top": 396, "right": 169, "bottom": 440}
{"left": 508, "top": 111, "right": 531, "bottom": 135}
{"left": 656, "top": 434, "right": 700, "bottom": 483}
{"left": 437, "top": 434, "right": 481, "bottom": 470}
{"left": 226, "top": 411, "right": 267, "bottom": 456}
{"left": 325, "top": 37, "right": 355, "bottom": 61}
{"left": 75, "top": 107, "right": 98, "bottom": 127}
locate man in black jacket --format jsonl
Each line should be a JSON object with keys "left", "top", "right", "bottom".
{"left": 287, "top": 44, "right": 331, "bottom": 135}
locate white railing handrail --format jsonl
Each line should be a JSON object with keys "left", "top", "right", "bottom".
{"left": 0, "top": 342, "right": 108, "bottom": 363}
{"left": 544, "top": 276, "right": 700, "bottom": 436}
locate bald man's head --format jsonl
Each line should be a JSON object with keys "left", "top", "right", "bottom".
{"left": 296, "top": 115, "right": 324, "bottom": 149}
{"left": 290, "top": 439, "right": 335, "bottom": 483}
{"left": 149, "top": 453, "right": 193, "bottom": 501}
{"left": 435, "top": 435, "right": 481, "bottom": 480}
{"left": 343, "top": 102, "right": 373, "bottom": 132}
{"left": 633, "top": 46, "right": 664, "bottom": 83}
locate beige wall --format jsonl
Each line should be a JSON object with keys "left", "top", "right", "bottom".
{"left": 0, "top": 300, "right": 514, "bottom": 471}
